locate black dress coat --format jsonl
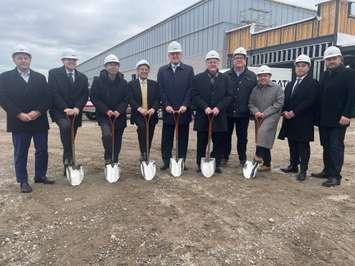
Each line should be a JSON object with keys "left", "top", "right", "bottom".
{"left": 318, "top": 65, "right": 355, "bottom": 128}
{"left": 128, "top": 78, "right": 160, "bottom": 127}
{"left": 0, "top": 68, "right": 50, "bottom": 133}
{"left": 278, "top": 74, "right": 320, "bottom": 142}
{"left": 191, "top": 70, "right": 232, "bottom": 132}
{"left": 48, "top": 66, "right": 89, "bottom": 127}
{"left": 157, "top": 63, "right": 194, "bottom": 125}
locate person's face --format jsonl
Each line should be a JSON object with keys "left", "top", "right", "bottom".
{"left": 206, "top": 58, "right": 219, "bottom": 73}
{"left": 168, "top": 52, "right": 182, "bottom": 65}
{"left": 325, "top": 56, "right": 342, "bottom": 70}
{"left": 105, "top": 62, "right": 119, "bottom": 76}
{"left": 13, "top": 53, "right": 31, "bottom": 71}
{"left": 257, "top": 73, "right": 271, "bottom": 87}
{"left": 137, "top": 65, "right": 150, "bottom": 80}
{"left": 62, "top": 58, "right": 77, "bottom": 71}
{"left": 295, "top": 62, "right": 310, "bottom": 77}
{"left": 233, "top": 54, "right": 246, "bottom": 69}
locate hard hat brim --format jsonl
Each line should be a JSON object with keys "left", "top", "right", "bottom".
{"left": 12, "top": 52, "right": 31, "bottom": 57}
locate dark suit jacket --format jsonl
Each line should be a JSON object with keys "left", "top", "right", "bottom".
{"left": 157, "top": 63, "right": 194, "bottom": 125}
{"left": 278, "top": 74, "right": 320, "bottom": 142}
{"left": 0, "top": 68, "right": 50, "bottom": 133}
{"left": 128, "top": 78, "right": 160, "bottom": 127}
{"left": 318, "top": 65, "right": 355, "bottom": 127}
{"left": 48, "top": 66, "right": 89, "bottom": 127}
{"left": 90, "top": 70, "right": 129, "bottom": 129}
{"left": 191, "top": 70, "right": 232, "bottom": 132}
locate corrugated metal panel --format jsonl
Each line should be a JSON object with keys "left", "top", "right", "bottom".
{"left": 78, "top": 0, "right": 316, "bottom": 83}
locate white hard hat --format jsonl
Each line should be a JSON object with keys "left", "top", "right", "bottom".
{"left": 295, "top": 54, "right": 311, "bottom": 65}
{"left": 12, "top": 44, "right": 31, "bottom": 57}
{"left": 61, "top": 50, "right": 79, "bottom": 60}
{"left": 233, "top": 47, "right": 247, "bottom": 57}
{"left": 323, "top": 46, "right": 342, "bottom": 60}
{"left": 167, "top": 41, "right": 182, "bottom": 53}
{"left": 104, "top": 54, "right": 120, "bottom": 65}
{"left": 205, "top": 50, "right": 220, "bottom": 60}
{"left": 256, "top": 65, "right": 272, "bottom": 75}
{"left": 136, "top": 59, "right": 150, "bottom": 69}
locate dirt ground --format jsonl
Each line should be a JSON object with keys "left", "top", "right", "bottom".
{"left": 0, "top": 109, "right": 355, "bottom": 266}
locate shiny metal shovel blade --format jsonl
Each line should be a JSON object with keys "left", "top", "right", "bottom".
{"left": 201, "top": 157, "right": 215, "bottom": 178}
{"left": 66, "top": 165, "right": 84, "bottom": 186}
{"left": 170, "top": 158, "right": 184, "bottom": 177}
{"left": 105, "top": 162, "right": 121, "bottom": 183}
{"left": 140, "top": 160, "right": 156, "bottom": 181}
{"left": 242, "top": 160, "right": 260, "bottom": 179}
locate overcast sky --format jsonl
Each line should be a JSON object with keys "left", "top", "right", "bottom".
{"left": 0, "top": 0, "right": 319, "bottom": 75}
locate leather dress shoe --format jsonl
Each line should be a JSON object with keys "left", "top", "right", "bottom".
{"left": 281, "top": 165, "right": 298, "bottom": 173}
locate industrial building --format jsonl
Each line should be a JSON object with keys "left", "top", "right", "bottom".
{"left": 77, "top": 0, "right": 316, "bottom": 84}
{"left": 227, "top": 0, "right": 355, "bottom": 80}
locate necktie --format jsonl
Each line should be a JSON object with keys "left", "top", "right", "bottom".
{"left": 68, "top": 72, "right": 74, "bottom": 85}
{"left": 141, "top": 79, "right": 148, "bottom": 110}
{"left": 291, "top": 78, "right": 301, "bottom": 96}
{"left": 172, "top": 65, "right": 177, "bottom": 73}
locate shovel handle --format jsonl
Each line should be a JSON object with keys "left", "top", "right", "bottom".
{"left": 108, "top": 115, "right": 117, "bottom": 162}
{"left": 254, "top": 117, "right": 263, "bottom": 143}
{"left": 67, "top": 114, "right": 77, "bottom": 165}
{"left": 173, "top": 111, "right": 180, "bottom": 159}
{"left": 142, "top": 113, "right": 151, "bottom": 161}
{"left": 206, "top": 113, "right": 214, "bottom": 159}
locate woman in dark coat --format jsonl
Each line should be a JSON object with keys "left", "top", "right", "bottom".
{"left": 90, "top": 54, "right": 129, "bottom": 164}
{"left": 278, "top": 54, "right": 320, "bottom": 181}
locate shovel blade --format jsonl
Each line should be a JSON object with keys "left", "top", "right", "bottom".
{"left": 201, "top": 157, "right": 216, "bottom": 178}
{"left": 242, "top": 160, "right": 260, "bottom": 179}
{"left": 105, "top": 163, "right": 121, "bottom": 183}
{"left": 169, "top": 158, "right": 184, "bottom": 177}
{"left": 140, "top": 160, "right": 156, "bottom": 181}
{"left": 66, "top": 165, "right": 84, "bottom": 186}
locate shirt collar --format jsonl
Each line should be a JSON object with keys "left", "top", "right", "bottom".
{"left": 170, "top": 62, "right": 182, "bottom": 70}
{"left": 65, "top": 68, "right": 75, "bottom": 75}
{"left": 139, "top": 77, "right": 147, "bottom": 83}
{"left": 17, "top": 68, "right": 30, "bottom": 76}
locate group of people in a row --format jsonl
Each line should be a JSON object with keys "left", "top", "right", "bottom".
{"left": 0, "top": 41, "right": 354, "bottom": 193}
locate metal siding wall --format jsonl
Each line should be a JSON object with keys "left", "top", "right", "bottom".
{"left": 78, "top": 0, "right": 316, "bottom": 82}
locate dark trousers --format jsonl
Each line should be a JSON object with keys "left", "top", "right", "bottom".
{"left": 137, "top": 122, "right": 156, "bottom": 156}
{"left": 100, "top": 121, "right": 125, "bottom": 162}
{"left": 256, "top": 146, "right": 271, "bottom": 167}
{"left": 288, "top": 139, "right": 310, "bottom": 172}
{"left": 225, "top": 116, "right": 250, "bottom": 162}
{"left": 197, "top": 131, "right": 224, "bottom": 167}
{"left": 161, "top": 123, "right": 189, "bottom": 165}
{"left": 56, "top": 118, "right": 78, "bottom": 163}
{"left": 12, "top": 131, "right": 48, "bottom": 183}
{"left": 319, "top": 126, "right": 347, "bottom": 180}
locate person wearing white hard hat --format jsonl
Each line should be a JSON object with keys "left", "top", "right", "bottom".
{"left": 128, "top": 60, "right": 160, "bottom": 161}
{"left": 224, "top": 47, "right": 257, "bottom": 167}
{"left": 248, "top": 65, "right": 284, "bottom": 172}
{"left": 192, "top": 50, "right": 232, "bottom": 173}
{"left": 0, "top": 45, "right": 54, "bottom": 193}
{"left": 90, "top": 54, "right": 129, "bottom": 165}
{"left": 311, "top": 46, "right": 355, "bottom": 187}
{"left": 48, "top": 50, "right": 89, "bottom": 174}
{"left": 158, "top": 41, "right": 194, "bottom": 170}
{"left": 278, "top": 54, "right": 320, "bottom": 181}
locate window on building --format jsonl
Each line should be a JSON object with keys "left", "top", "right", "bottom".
{"left": 349, "top": 2, "right": 355, "bottom": 17}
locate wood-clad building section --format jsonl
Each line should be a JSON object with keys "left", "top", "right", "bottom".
{"left": 227, "top": 0, "right": 355, "bottom": 55}
{"left": 338, "top": 0, "right": 355, "bottom": 35}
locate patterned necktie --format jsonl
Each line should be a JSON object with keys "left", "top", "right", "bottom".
{"left": 291, "top": 78, "right": 301, "bottom": 96}
{"left": 141, "top": 79, "right": 148, "bottom": 110}
{"left": 68, "top": 72, "right": 74, "bottom": 85}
